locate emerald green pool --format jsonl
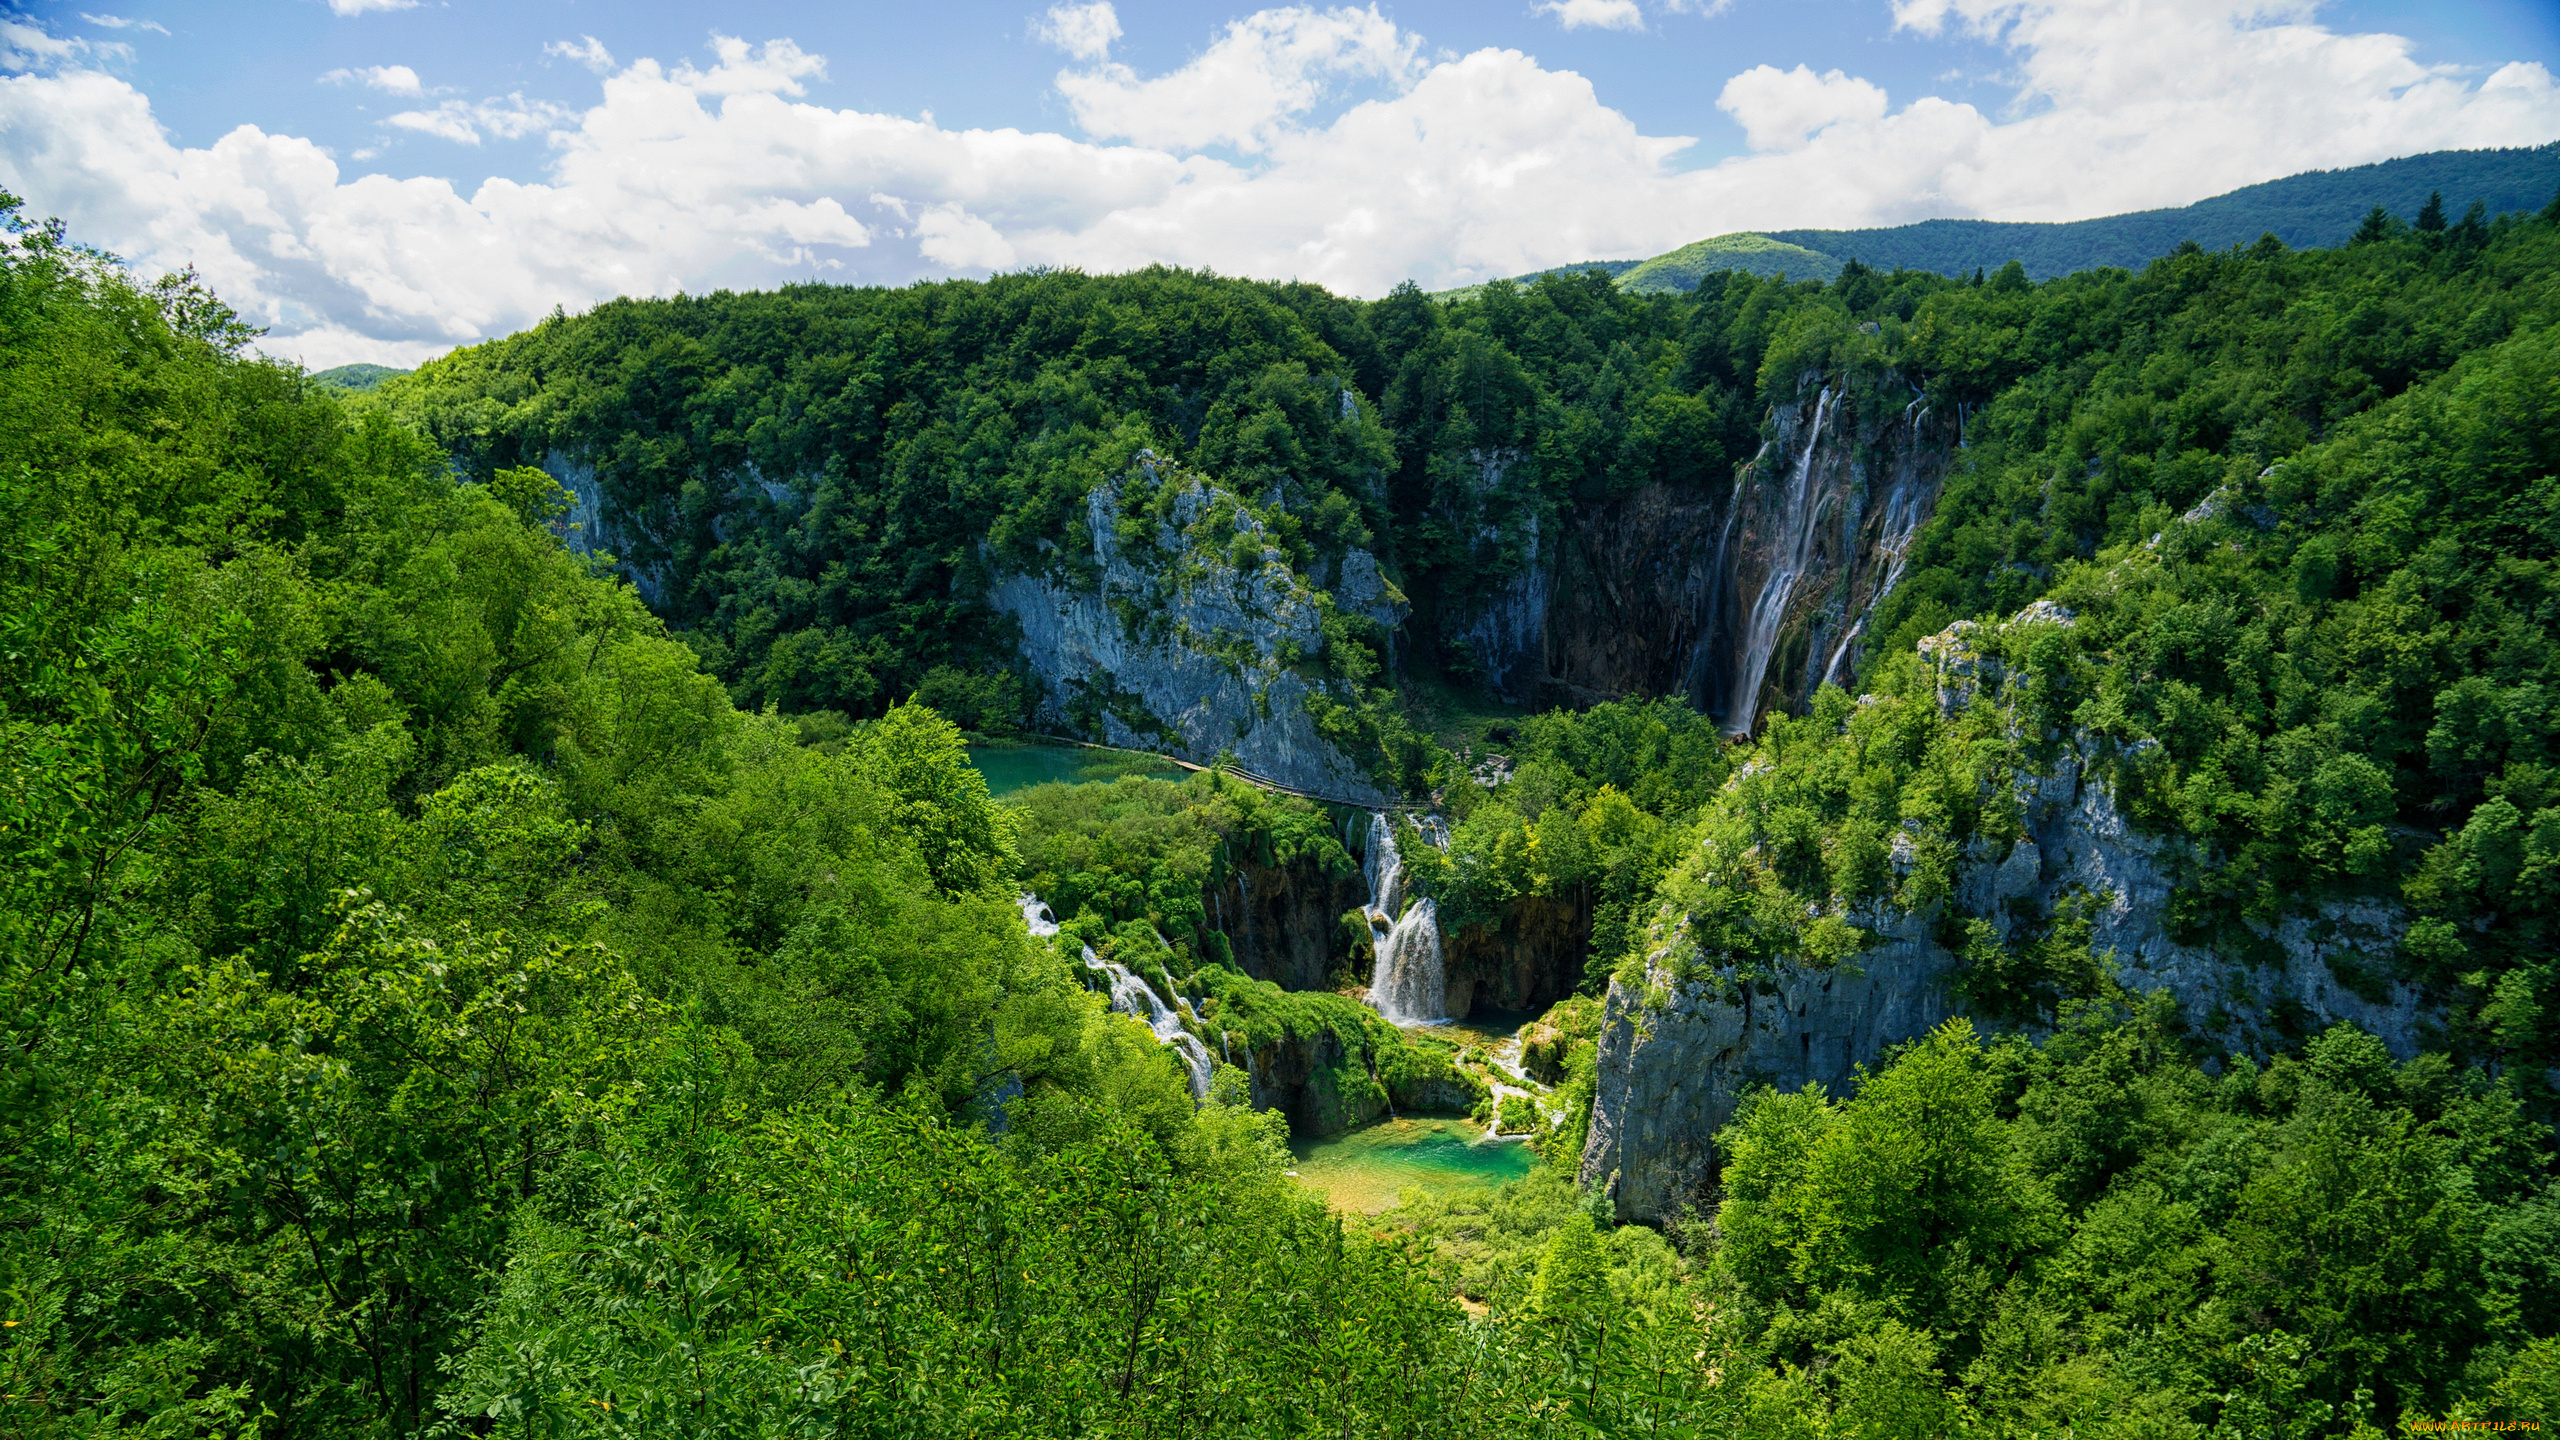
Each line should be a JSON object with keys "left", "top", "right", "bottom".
{"left": 966, "top": 743, "right": 1180, "bottom": 796}
{"left": 1288, "top": 1117, "right": 1536, "bottom": 1215}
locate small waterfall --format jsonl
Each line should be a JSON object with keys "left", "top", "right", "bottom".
{"left": 1020, "top": 895, "right": 1214, "bottom": 1100}
{"left": 1363, "top": 813, "right": 1452, "bottom": 1026}
{"left": 1726, "top": 387, "right": 1833, "bottom": 736}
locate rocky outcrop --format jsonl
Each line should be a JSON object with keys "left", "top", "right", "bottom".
{"left": 1578, "top": 906, "right": 1954, "bottom": 1225}
{"left": 1704, "top": 374, "right": 1949, "bottom": 734}
{"left": 1431, "top": 373, "right": 1952, "bottom": 728}
{"left": 1444, "top": 895, "right": 1592, "bottom": 1018}
{"left": 1576, "top": 608, "right": 2437, "bottom": 1225}
{"left": 989, "top": 459, "right": 1401, "bottom": 803}
{"left": 1236, "top": 1020, "right": 1484, "bottom": 1135}
{"left": 1241, "top": 1024, "right": 1387, "bottom": 1136}
{"left": 1210, "top": 858, "right": 1365, "bottom": 992}
{"left": 540, "top": 450, "right": 683, "bottom": 607}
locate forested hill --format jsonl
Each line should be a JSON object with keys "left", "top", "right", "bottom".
{"left": 1466, "top": 142, "right": 2560, "bottom": 292}
{"left": 1769, "top": 142, "right": 2560, "bottom": 280}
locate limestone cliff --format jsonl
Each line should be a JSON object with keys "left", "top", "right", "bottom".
{"left": 1443, "top": 895, "right": 1593, "bottom": 1018}
{"left": 988, "top": 457, "right": 1403, "bottom": 804}
{"left": 1706, "top": 374, "right": 1948, "bottom": 734}
{"left": 1209, "top": 857, "right": 1367, "bottom": 992}
{"left": 1439, "top": 372, "right": 1951, "bottom": 730}
{"left": 1577, "top": 605, "right": 2436, "bottom": 1225}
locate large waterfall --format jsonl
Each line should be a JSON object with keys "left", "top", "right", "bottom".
{"left": 1364, "top": 813, "right": 1451, "bottom": 1026}
{"left": 1726, "top": 387, "right": 1833, "bottom": 736}
{"left": 1021, "top": 896, "right": 1214, "bottom": 1099}
{"left": 1815, "top": 404, "right": 1934, "bottom": 691}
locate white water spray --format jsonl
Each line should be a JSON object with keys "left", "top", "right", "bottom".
{"left": 1020, "top": 895, "right": 1214, "bottom": 1099}
{"left": 1364, "top": 813, "right": 1451, "bottom": 1025}
{"left": 1816, "top": 405, "right": 1935, "bottom": 691}
{"left": 1726, "top": 388, "right": 1833, "bottom": 736}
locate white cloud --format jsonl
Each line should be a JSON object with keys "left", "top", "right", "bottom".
{"left": 0, "top": 7, "right": 2553, "bottom": 371}
{"left": 384, "top": 93, "right": 572, "bottom": 143}
{"left": 1718, "top": 65, "right": 1888, "bottom": 151}
{"left": 324, "top": 0, "right": 418, "bottom": 15}
{"left": 1056, "top": 5, "right": 1419, "bottom": 153}
{"left": 2, "top": 19, "right": 82, "bottom": 71}
{"left": 321, "top": 64, "right": 428, "bottom": 96}
{"left": 545, "top": 36, "right": 616, "bottom": 74}
{"left": 81, "top": 13, "right": 170, "bottom": 34}
{"left": 1538, "top": 0, "right": 1646, "bottom": 32}
{"left": 1034, "top": 2, "right": 1122, "bottom": 63}
{"left": 914, "top": 202, "right": 1016, "bottom": 268}
{"left": 671, "top": 35, "right": 824, "bottom": 97}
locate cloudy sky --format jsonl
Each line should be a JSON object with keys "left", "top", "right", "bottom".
{"left": 3, "top": 0, "right": 2555, "bottom": 370}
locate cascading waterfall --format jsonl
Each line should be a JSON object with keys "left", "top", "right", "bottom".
{"left": 1020, "top": 895, "right": 1214, "bottom": 1099}
{"left": 1725, "top": 387, "right": 1833, "bottom": 736}
{"left": 1364, "top": 813, "right": 1451, "bottom": 1026}
{"left": 1681, "top": 447, "right": 1758, "bottom": 715}
{"left": 1816, "top": 404, "right": 1934, "bottom": 691}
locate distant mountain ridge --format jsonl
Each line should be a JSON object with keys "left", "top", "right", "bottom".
{"left": 1770, "top": 143, "right": 2560, "bottom": 280}
{"left": 1442, "top": 142, "right": 2560, "bottom": 296}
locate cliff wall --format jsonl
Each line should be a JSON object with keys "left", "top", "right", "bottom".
{"left": 988, "top": 460, "right": 1401, "bottom": 803}
{"left": 1446, "top": 373, "right": 1951, "bottom": 732}
{"left": 1212, "top": 858, "right": 1366, "bottom": 992}
{"left": 1576, "top": 607, "right": 2435, "bottom": 1224}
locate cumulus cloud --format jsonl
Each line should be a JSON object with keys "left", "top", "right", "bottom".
{"left": 545, "top": 36, "right": 616, "bottom": 74}
{"left": 324, "top": 0, "right": 418, "bottom": 15}
{"left": 81, "top": 13, "right": 170, "bottom": 34}
{"left": 321, "top": 64, "right": 428, "bottom": 96}
{"left": 1718, "top": 65, "right": 1889, "bottom": 151}
{"left": 384, "top": 93, "right": 572, "bottom": 143}
{"left": 1034, "top": 2, "right": 1122, "bottom": 62}
{"left": 0, "top": 4, "right": 2553, "bottom": 371}
{"left": 1055, "top": 5, "right": 1419, "bottom": 153}
{"left": 1538, "top": 0, "right": 1646, "bottom": 32}
{"left": 671, "top": 34, "right": 826, "bottom": 96}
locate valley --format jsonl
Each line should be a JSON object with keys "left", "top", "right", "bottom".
{"left": 5, "top": 163, "right": 2559, "bottom": 1437}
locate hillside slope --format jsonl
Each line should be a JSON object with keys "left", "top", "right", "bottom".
{"left": 1772, "top": 142, "right": 2560, "bottom": 279}
{"left": 1484, "top": 143, "right": 2560, "bottom": 297}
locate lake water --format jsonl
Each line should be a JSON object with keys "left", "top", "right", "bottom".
{"left": 1288, "top": 1117, "right": 1536, "bottom": 1214}
{"left": 967, "top": 743, "right": 1181, "bottom": 797}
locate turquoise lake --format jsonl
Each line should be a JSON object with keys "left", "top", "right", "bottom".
{"left": 966, "top": 743, "right": 1181, "bottom": 796}
{"left": 1288, "top": 1118, "right": 1536, "bottom": 1215}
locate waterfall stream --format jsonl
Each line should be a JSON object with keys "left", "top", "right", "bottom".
{"left": 1815, "top": 404, "right": 1935, "bottom": 691}
{"left": 1020, "top": 895, "right": 1214, "bottom": 1100}
{"left": 1725, "top": 387, "right": 1832, "bottom": 736}
{"left": 1364, "top": 813, "right": 1452, "bottom": 1026}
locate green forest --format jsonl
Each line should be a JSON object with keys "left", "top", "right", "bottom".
{"left": 5, "top": 173, "right": 2559, "bottom": 1439}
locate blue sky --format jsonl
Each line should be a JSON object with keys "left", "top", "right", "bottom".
{"left": 4, "top": 0, "right": 2556, "bottom": 367}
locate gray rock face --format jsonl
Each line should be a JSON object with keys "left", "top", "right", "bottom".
{"left": 1459, "top": 512, "right": 1551, "bottom": 705}
{"left": 1438, "top": 377, "right": 1953, "bottom": 724}
{"left": 1578, "top": 906, "right": 1955, "bottom": 1225}
{"left": 1577, "top": 607, "right": 2438, "bottom": 1225}
{"left": 540, "top": 450, "right": 680, "bottom": 607}
{"left": 988, "top": 464, "right": 1401, "bottom": 804}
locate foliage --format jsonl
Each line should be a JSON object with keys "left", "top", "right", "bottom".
{"left": 5, "top": 179, "right": 2559, "bottom": 1440}
{"left": 1709, "top": 1007, "right": 2557, "bottom": 1435}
